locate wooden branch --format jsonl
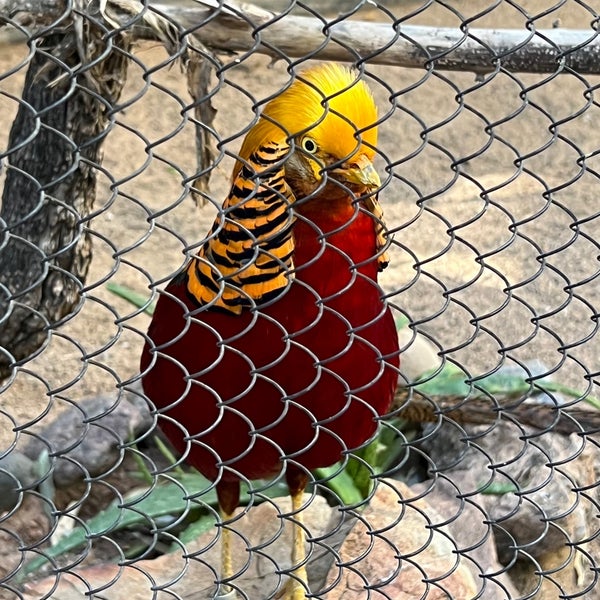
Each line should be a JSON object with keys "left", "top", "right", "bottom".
{"left": 3, "top": 0, "right": 600, "bottom": 74}
{"left": 0, "top": 12, "right": 132, "bottom": 378}
{"left": 393, "top": 387, "right": 600, "bottom": 435}
{"left": 187, "top": 50, "right": 218, "bottom": 207}
{"left": 153, "top": 2, "right": 600, "bottom": 74}
{"left": 155, "top": 2, "right": 600, "bottom": 75}
{"left": 3, "top": 1, "right": 600, "bottom": 74}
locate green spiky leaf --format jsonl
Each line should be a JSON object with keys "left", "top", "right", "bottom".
{"left": 106, "top": 282, "right": 155, "bottom": 315}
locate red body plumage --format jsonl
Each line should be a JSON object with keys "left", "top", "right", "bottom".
{"left": 140, "top": 197, "right": 399, "bottom": 509}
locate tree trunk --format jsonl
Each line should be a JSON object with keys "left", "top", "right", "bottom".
{"left": 0, "top": 27, "right": 130, "bottom": 379}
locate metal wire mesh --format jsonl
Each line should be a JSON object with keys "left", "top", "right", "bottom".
{"left": 0, "top": 1, "right": 599, "bottom": 599}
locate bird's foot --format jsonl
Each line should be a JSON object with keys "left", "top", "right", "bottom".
{"left": 275, "top": 578, "right": 308, "bottom": 600}
{"left": 213, "top": 584, "right": 237, "bottom": 599}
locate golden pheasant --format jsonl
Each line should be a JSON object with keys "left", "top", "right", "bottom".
{"left": 141, "top": 63, "right": 399, "bottom": 599}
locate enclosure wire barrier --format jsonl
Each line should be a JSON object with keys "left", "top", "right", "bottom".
{"left": 0, "top": 0, "right": 599, "bottom": 599}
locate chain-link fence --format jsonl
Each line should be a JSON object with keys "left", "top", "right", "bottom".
{"left": 0, "top": 1, "right": 599, "bottom": 598}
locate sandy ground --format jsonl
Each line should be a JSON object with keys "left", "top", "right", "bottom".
{"left": 0, "top": 0, "right": 598, "bottom": 593}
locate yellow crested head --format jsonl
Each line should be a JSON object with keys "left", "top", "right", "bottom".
{"left": 234, "top": 63, "right": 378, "bottom": 180}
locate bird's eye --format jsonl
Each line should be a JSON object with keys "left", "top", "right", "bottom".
{"left": 301, "top": 137, "right": 318, "bottom": 154}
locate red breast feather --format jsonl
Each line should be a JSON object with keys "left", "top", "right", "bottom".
{"left": 140, "top": 198, "right": 399, "bottom": 484}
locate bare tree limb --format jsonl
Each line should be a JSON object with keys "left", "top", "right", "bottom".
{"left": 0, "top": 26, "right": 129, "bottom": 378}
{"left": 3, "top": 0, "right": 600, "bottom": 73}
{"left": 0, "top": 1, "right": 178, "bottom": 379}
{"left": 186, "top": 49, "right": 218, "bottom": 207}
{"left": 156, "top": 2, "right": 600, "bottom": 74}
{"left": 393, "top": 387, "right": 600, "bottom": 435}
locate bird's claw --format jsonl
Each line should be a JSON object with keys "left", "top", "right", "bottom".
{"left": 213, "top": 585, "right": 237, "bottom": 600}
{"left": 275, "top": 579, "right": 308, "bottom": 600}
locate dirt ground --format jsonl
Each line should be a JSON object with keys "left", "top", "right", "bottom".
{"left": 0, "top": 0, "right": 599, "bottom": 596}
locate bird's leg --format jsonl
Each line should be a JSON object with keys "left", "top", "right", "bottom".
{"left": 220, "top": 506, "right": 234, "bottom": 582}
{"left": 216, "top": 481, "right": 240, "bottom": 599}
{"left": 281, "top": 470, "right": 310, "bottom": 600}
{"left": 289, "top": 486, "right": 308, "bottom": 599}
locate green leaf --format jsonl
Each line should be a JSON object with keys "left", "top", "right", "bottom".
{"left": 21, "top": 470, "right": 292, "bottom": 579}
{"left": 413, "top": 363, "right": 471, "bottom": 397}
{"left": 171, "top": 513, "right": 218, "bottom": 549}
{"left": 414, "top": 362, "right": 598, "bottom": 407}
{"left": 313, "top": 463, "right": 363, "bottom": 506}
{"left": 344, "top": 417, "right": 409, "bottom": 499}
{"left": 375, "top": 418, "right": 409, "bottom": 469}
{"left": 480, "top": 481, "right": 518, "bottom": 495}
{"left": 21, "top": 472, "right": 215, "bottom": 579}
{"left": 395, "top": 314, "right": 410, "bottom": 330}
{"left": 345, "top": 446, "right": 377, "bottom": 499}
{"left": 106, "top": 282, "right": 155, "bottom": 315}
{"left": 540, "top": 381, "right": 600, "bottom": 410}
{"left": 153, "top": 435, "right": 186, "bottom": 477}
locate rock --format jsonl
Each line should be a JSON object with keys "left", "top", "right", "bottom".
{"left": 397, "top": 327, "right": 441, "bottom": 385}
{"left": 22, "top": 494, "right": 335, "bottom": 599}
{"left": 503, "top": 438, "right": 600, "bottom": 599}
{"left": 411, "top": 475, "right": 520, "bottom": 598}
{"left": 419, "top": 418, "right": 600, "bottom": 598}
{"left": 0, "top": 494, "right": 52, "bottom": 592}
{"left": 0, "top": 451, "right": 39, "bottom": 512}
{"left": 20, "top": 408, "right": 600, "bottom": 599}
{"left": 23, "top": 383, "right": 153, "bottom": 488}
{"left": 321, "top": 480, "right": 479, "bottom": 599}
{"left": 24, "top": 485, "right": 484, "bottom": 599}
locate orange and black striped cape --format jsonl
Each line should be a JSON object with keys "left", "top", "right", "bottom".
{"left": 184, "top": 140, "right": 390, "bottom": 313}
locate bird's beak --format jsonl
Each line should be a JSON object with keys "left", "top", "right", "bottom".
{"left": 332, "top": 154, "right": 381, "bottom": 192}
